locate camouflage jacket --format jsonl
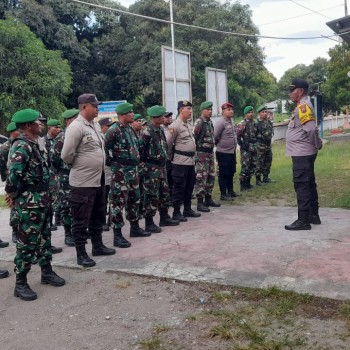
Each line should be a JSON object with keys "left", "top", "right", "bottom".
{"left": 0, "top": 139, "right": 11, "bottom": 181}
{"left": 5, "top": 134, "right": 51, "bottom": 208}
{"left": 256, "top": 119, "right": 274, "bottom": 147}
{"left": 236, "top": 118, "right": 258, "bottom": 151}
{"left": 193, "top": 116, "right": 215, "bottom": 152}
{"left": 104, "top": 121, "right": 140, "bottom": 172}
{"left": 139, "top": 124, "right": 168, "bottom": 166}
{"left": 50, "top": 131, "right": 70, "bottom": 185}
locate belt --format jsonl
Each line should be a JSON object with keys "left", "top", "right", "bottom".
{"left": 197, "top": 147, "right": 213, "bottom": 153}
{"left": 22, "top": 183, "right": 49, "bottom": 192}
{"left": 144, "top": 159, "right": 166, "bottom": 167}
{"left": 174, "top": 149, "right": 195, "bottom": 157}
{"left": 112, "top": 158, "right": 138, "bottom": 166}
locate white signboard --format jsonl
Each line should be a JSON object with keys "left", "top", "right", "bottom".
{"left": 206, "top": 68, "right": 228, "bottom": 116}
{"left": 162, "top": 46, "right": 192, "bottom": 116}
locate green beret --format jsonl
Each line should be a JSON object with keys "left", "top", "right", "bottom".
{"left": 6, "top": 122, "right": 17, "bottom": 132}
{"left": 200, "top": 101, "right": 213, "bottom": 110}
{"left": 47, "top": 119, "right": 61, "bottom": 127}
{"left": 12, "top": 109, "right": 40, "bottom": 124}
{"left": 257, "top": 105, "right": 267, "bottom": 113}
{"left": 133, "top": 113, "right": 142, "bottom": 121}
{"left": 243, "top": 106, "right": 254, "bottom": 115}
{"left": 148, "top": 105, "right": 166, "bottom": 118}
{"left": 116, "top": 102, "right": 133, "bottom": 115}
{"left": 62, "top": 109, "right": 79, "bottom": 120}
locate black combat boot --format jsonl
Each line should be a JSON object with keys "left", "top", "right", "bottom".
{"left": 130, "top": 221, "right": 151, "bottom": 237}
{"left": 220, "top": 194, "right": 230, "bottom": 200}
{"left": 51, "top": 245, "right": 63, "bottom": 254}
{"left": 54, "top": 212, "right": 61, "bottom": 227}
{"left": 91, "top": 234, "right": 116, "bottom": 256}
{"left": 228, "top": 191, "right": 241, "bottom": 198}
{"left": 285, "top": 211, "right": 311, "bottom": 231}
{"left": 76, "top": 245, "right": 96, "bottom": 267}
{"left": 197, "top": 198, "right": 210, "bottom": 212}
{"left": 145, "top": 216, "right": 162, "bottom": 233}
{"left": 0, "top": 239, "right": 9, "bottom": 248}
{"left": 113, "top": 228, "right": 131, "bottom": 248}
{"left": 41, "top": 263, "right": 65, "bottom": 286}
{"left": 263, "top": 176, "right": 276, "bottom": 183}
{"left": 256, "top": 175, "right": 265, "bottom": 186}
{"left": 12, "top": 226, "right": 17, "bottom": 244}
{"left": 183, "top": 205, "right": 201, "bottom": 218}
{"left": 240, "top": 180, "right": 250, "bottom": 192}
{"left": 64, "top": 225, "right": 75, "bottom": 247}
{"left": 159, "top": 210, "right": 179, "bottom": 227}
{"left": 0, "top": 269, "right": 9, "bottom": 279}
{"left": 310, "top": 208, "right": 321, "bottom": 225}
{"left": 205, "top": 196, "right": 221, "bottom": 207}
{"left": 14, "top": 270, "right": 37, "bottom": 301}
{"left": 172, "top": 206, "right": 187, "bottom": 222}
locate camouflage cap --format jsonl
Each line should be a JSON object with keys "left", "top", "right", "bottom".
{"left": 200, "top": 101, "right": 213, "bottom": 110}
{"left": 243, "top": 106, "right": 254, "bottom": 114}
{"left": 47, "top": 119, "right": 61, "bottom": 127}
{"left": 6, "top": 122, "right": 17, "bottom": 132}
{"left": 62, "top": 109, "right": 79, "bottom": 119}
{"left": 116, "top": 102, "right": 133, "bottom": 115}
{"left": 12, "top": 109, "right": 40, "bottom": 123}
{"left": 148, "top": 105, "right": 166, "bottom": 118}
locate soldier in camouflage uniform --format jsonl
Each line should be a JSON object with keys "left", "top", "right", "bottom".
{"left": 194, "top": 101, "right": 221, "bottom": 212}
{"left": 0, "top": 122, "right": 20, "bottom": 246}
{"left": 237, "top": 106, "right": 258, "bottom": 191}
{"left": 105, "top": 102, "right": 151, "bottom": 248}
{"left": 255, "top": 105, "right": 276, "bottom": 185}
{"left": 50, "top": 109, "right": 79, "bottom": 247}
{"left": 139, "top": 105, "right": 179, "bottom": 233}
{"left": 5, "top": 109, "right": 65, "bottom": 301}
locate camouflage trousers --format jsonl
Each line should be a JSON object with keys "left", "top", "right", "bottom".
{"left": 194, "top": 152, "right": 215, "bottom": 199}
{"left": 142, "top": 164, "right": 170, "bottom": 217}
{"left": 110, "top": 166, "right": 140, "bottom": 229}
{"left": 50, "top": 173, "right": 60, "bottom": 213}
{"left": 256, "top": 144, "right": 272, "bottom": 178}
{"left": 58, "top": 180, "right": 72, "bottom": 226}
{"left": 239, "top": 149, "right": 257, "bottom": 181}
{"left": 9, "top": 207, "right": 19, "bottom": 228}
{"left": 14, "top": 206, "right": 52, "bottom": 274}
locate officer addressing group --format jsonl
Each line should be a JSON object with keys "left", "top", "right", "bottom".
{"left": 193, "top": 101, "right": 220, "bottom": 212}
{"left": 5, "top": 109, "right": 65, "bottom": 301}
{"left": 61, "top": 94, "right": 116, "bottom": 268}
{"left": 166, "top": 100, "right": 201, "bottom": 222}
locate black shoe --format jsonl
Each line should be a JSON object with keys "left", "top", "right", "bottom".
{"left": 285, "top": 219, "right": 311, "bottom": 231}
{"left": 14, "top": 274, "right": 37, "bottom": 301}
{"left": 228, "top": 191, "right": 241, "bottom": 198}
{"left": 102, "top": 224, "right": 110, "bottom": 231}
{"left": 159, "top": 214, "right": 180, "bottom": 227}
{"left": 113, "top": 233, "right": 131, "bottom": 248}
{"left": 205, "top": 197, "right": 221, "bottom": 207}
{"left": 310, "top": 214, "right": 321, "bottom": 225}
{"left": 145, "top": 223, "right": 162, "bottom": 233}
{"left": 130, "top": 226, "right": 151, "bottom": 237}
{"left": 64, "top": 235, "right": 75, "bottom": 247}
{"left": 51, "top": 246, "right": 63, "bottom": 254}
{"left": 41, "top": 265, "right": 65, "bottom": 287}
{"left": 173, "top": 211, "right": 187, "bottom": 222}
{"left": 197, "top": 203, "right": 210, "bottom": 212}
{"left": 0, "top": 239, "right": 9, "bottom": 248}
{"left": 183, "top": 209, "right": 201, "bottom": 218}
{"left": 76, "top": 245, "right": 96, "bottom": 267}
{"left": 220, "top": 195, "right": 230, "bottom": 201}
{"left": 92, "top": 244, "right": 116, "bottom": 256}
{"left": 0, "top": 270, "right": 9, "bottom": 279}
{"left": 263, "top": 177, "right": 276, "bottom": 183}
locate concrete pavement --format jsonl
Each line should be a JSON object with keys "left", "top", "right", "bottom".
{"left": 1, "top": 205, "right": 350, "bottom": 300}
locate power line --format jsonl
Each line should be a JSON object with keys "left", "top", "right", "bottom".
{"left": 287, "top": 0, "right": 333, "bottom": 19}
{"left": 70, "top": 0, "right": 338, "bottom": 41}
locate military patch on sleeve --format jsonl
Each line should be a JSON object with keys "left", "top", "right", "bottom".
{"left": 298, "top": 103, "right": 315, "bottom": 125}
{"left": 169, "top": 128, "right": 174, "bottom": 134}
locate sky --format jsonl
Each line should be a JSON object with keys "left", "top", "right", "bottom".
{"left": 118, "top": 0, "right": 346, "bottom": 81}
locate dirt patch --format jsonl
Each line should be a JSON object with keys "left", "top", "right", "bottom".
{"left": 0, "top": 263, "right": 349, "bottom": 350}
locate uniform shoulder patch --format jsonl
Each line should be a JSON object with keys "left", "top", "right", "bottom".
{"left": 169, "top": 127, "right": 174, "bottom": 134}
{"left": 298, "top": 103, "right": 315, "bottom": 125}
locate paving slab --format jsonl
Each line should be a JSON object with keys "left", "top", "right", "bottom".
{"left": 1, "top": 205, "right": 350, "bottom": 300}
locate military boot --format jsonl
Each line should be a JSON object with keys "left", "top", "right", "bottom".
{"left": 228, "top": 191, "right": 241, "bottom": 198}
{"left": 310, "top": 208, "right": 321, "bottom": 225}
{"left": 0, "top": 239, "right": 9, "bottom": 248}
{"left": 172, "top": 206, "right": 187, "bottom": 222}
{"left": 285, "top": 211, "right": 311, "bottom": 231}
{"left": 145, "top": 216, "right": 162, "bottom": 233}
{"left": 240, "top": 180, "right": 250, "bottom": 192}
{"left": 256, "top": 175, "right": 265, "bottom": 186}
{"left": 159, "top": 210, "right": 179, "bottom": 227}
{"left": 64, "top": 225, "right": 75, "bottom": 247}
{"left": 91, "top": 234, "right": 116, "bottom": 256}
{"left": 205, "top": 196, "right": 221, "bottom": 207}
{"left": 14, "top": 270, "right": 37, "bottom": 301}
{"left": 51, "top": 245, "right": 63, "bottom": 254}
{"left": 76, "top": 245, "right": 96, "bottom": 267}
{"left": 183, "top": 205, "right": 201, "bottom": 218}
{"left": 263, "top": 176, "right": 276, "bottom": 183}
{"left": 12, "top": 227, "right": 17, "bottom": 244}
{"left": 197, "top": 198, "right": 210, "bottom": 212}
{"left": 0, "top": 269, "right": 9, "bottom": 279}
{"left": 41, "top": 264, "right": 65, "bottom": 287}
{"left": 113, "top": 228, "right": 131, "bottom": 248}
{"left": 130, "top": 221, "right": 152, "bottom": 237}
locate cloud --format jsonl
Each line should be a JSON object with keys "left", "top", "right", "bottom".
{"left": 265, "top": 56, "right": 284, "bottom": 64}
